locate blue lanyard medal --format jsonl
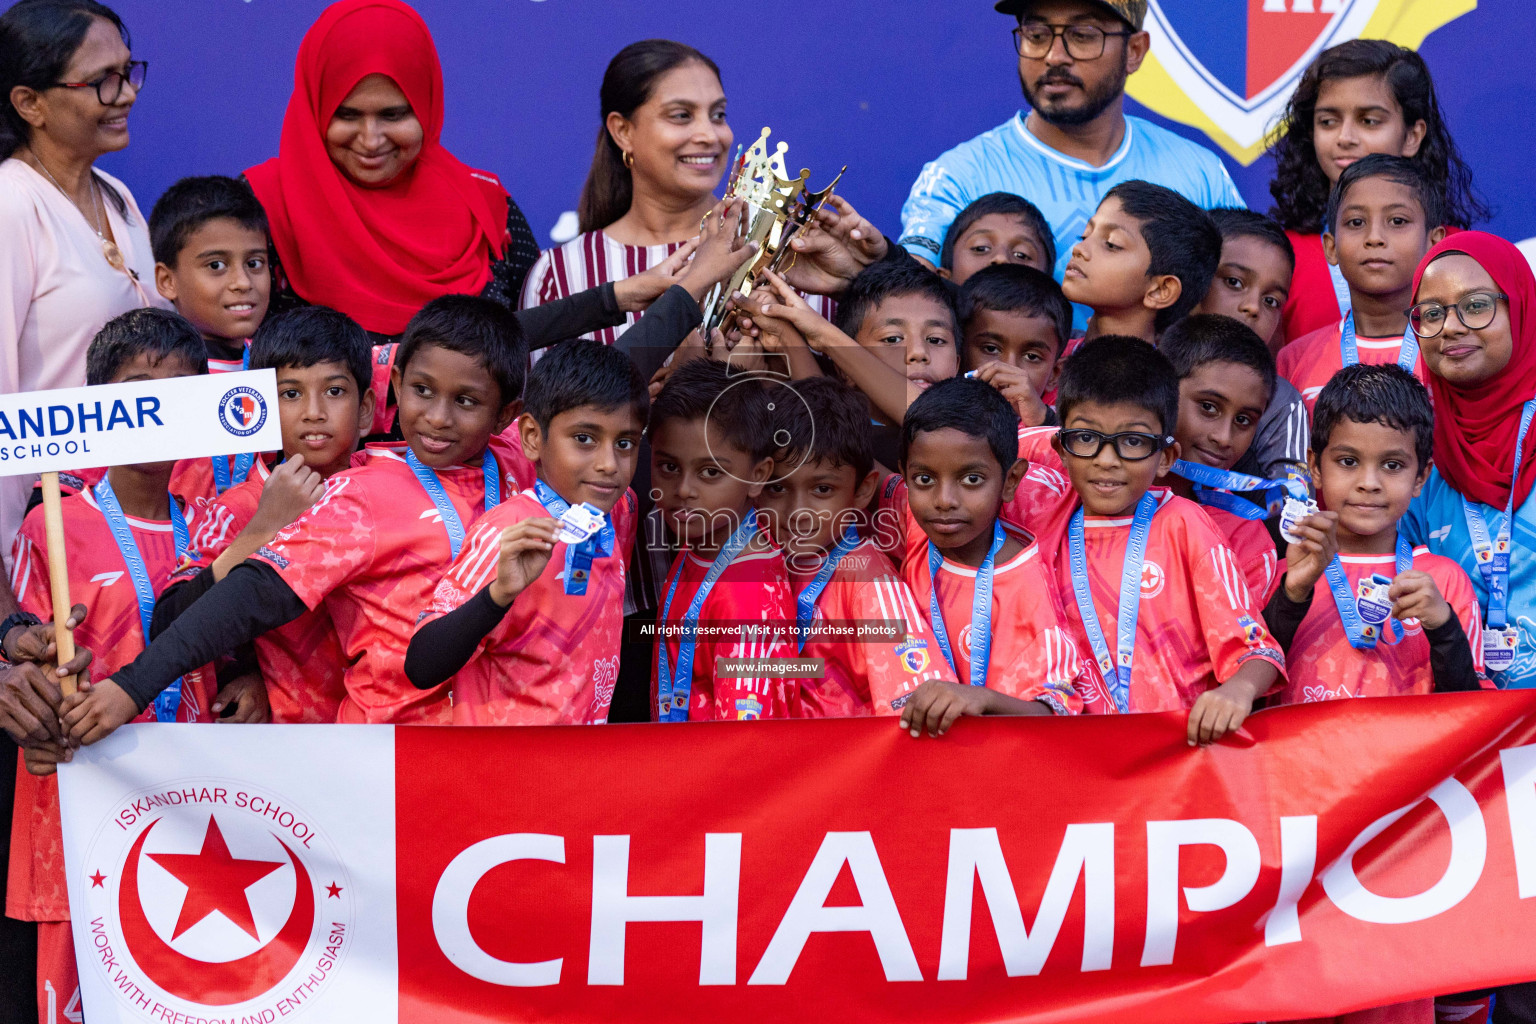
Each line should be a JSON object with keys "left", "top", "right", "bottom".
{"left": 533, "top": 480, "right": 614, "bottom": 597}
{"left": 95, "top": 479, "right": 189, "bottom": 722}
{"left": 1323, "top": 535, "right": 1413, "bottom": 650}
{"left": 1339, "top": 311, "right": 1420, "bottom": 373}
{"left": 405, "top": 448, "right": 502, "bottom": 559}
{"left": 655, "top": 516, "right": 758, "bottom": 722}
{"left": 210, "top": 347, "right": 256, "bottom": 494}
{"left": 1327, "top": 258, "right": 1354, "bottom": 319}
{"left": 926, "top": 521, "right": 1006, "bottom": 687}
{"left": 795, "top": 527, "right": 859, "bottom": 653}
{"left": 1462, "top": 399, "right": 1536, "bottom": 673}
{"left": 1169, "top": 460, "right": 1308, "bottom": 522}
{"left": 1068, "top": 491, "right": 1157, "bottom": 713}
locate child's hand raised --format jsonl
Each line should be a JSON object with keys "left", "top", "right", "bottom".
{"left": 60, "top": 677, "right": 141, "bottom": 746}
{"left": 489, "top": 518, "right": 561, "bottom": 608}
{"left": 678, "top": 198, "right": 759, "bottom": 302}
{"left": 969, "top": 361, "right": 1051, "bottom": 427}
{"left": 780, "top": 196, "right": 888, "bottom": 296}
{"left": 752, "top": 269, "right": 838, "bottom": 350}
{"left": 1282, "top": 511, "right": 1339, "bottom": 602}
{"left": 613, "top": 238, "right": 700, "bottom": 312}
{"left": 252, "top": 454, "right": 325, "bottom": 535}
{"left": 1389, "top": 569, "right": 1453, "bottom": 630}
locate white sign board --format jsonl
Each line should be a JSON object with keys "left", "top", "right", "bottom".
{"left": 0, "top": 369, "right": 281, "bottom": 478}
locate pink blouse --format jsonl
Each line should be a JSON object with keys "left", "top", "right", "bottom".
{"left": 0, "top": 158, "right": 169, "bottom": 562}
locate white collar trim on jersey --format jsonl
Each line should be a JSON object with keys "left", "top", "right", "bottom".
{"left": 1012, "top": 111, "right": 1134, "bottom": 174}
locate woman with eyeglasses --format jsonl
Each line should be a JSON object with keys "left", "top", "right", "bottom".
{"left": 1399, "top": 233, "right": 1536, "bottom": 698}
{"left": 0, "top": 0, "right": 167, "bottom": 558}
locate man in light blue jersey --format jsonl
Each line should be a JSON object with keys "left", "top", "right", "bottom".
{"left": 900, "top": 0, "right": 1245, "bottom": 330}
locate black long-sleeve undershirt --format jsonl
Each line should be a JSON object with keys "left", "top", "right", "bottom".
{"left": 613, "top": 284, "right": 704, "bottom": 382}
{"left": 403, "top": 585, "right": 509, "bottom": 690}
{"left": 114, "top": 561, "right": 307, "bottom": 713}
{"left": 1263, "top": 584, "right": 1481, "bottom": 693}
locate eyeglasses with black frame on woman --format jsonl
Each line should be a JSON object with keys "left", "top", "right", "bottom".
{"left": 50, "top": 60, "right": 147, "bottom": 105}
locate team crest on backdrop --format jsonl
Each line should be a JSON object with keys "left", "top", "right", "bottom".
{"left": 1129, "top": 0, "right": 1475, "bottom": 164}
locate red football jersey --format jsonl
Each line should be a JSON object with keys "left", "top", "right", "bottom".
{"left": 421, "top": 488, "right": 637, "bottom": 726}
{"left": 1276, "top": 319, "right": 1429, "bottom": 414}
{"left": 1033, "top": 488, "right": 1287, "bottom": 714}
{"left": 1275, "top": 546, "right": 1485, "bottom": 704}
{"left": 252, "top": 438, "right": 534, "bottom": 724}
{"left": 1204, "top": 506, "right": 1280, "bottom": 606}
{"left": 176, "top": 459, "right": 349, "bottom": 724}
{"left": 793, "top": 537, "right": 957, "bottom": 718}
{"left": 8, "top": 488, "right": 210, "bottom": 923}
{"left": 652, "top": 536, "right": 799, "bottom": 721}
{"left": 205, "top": 340, "right": 251, "bottom": 375}
{"left": 900, "top": 512, "right": 1085, "bottom": 715}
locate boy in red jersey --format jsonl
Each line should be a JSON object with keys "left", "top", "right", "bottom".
{"left": 61, "top": 296, "right": 534, "bottom": 738}
{"left": 1157, "top": 314, "right": 1284, "bottom": 602}
{"left": 896, "top": 378, "right": 1085, "bottom": 736}
{"left": 1277, "top": 156, "right": 1446, "bottom": 412}
{"left": 8, "top": 309, "right": 214, "bottom": 1024}
{"left": 405, "top": 340, "right": 645, "bottom": 725}
{"left": 649, "top": 359, "right": 798, "bottom": 722}
{"left": 1042, "top": 338, "right": 1285, "bottom": 743}
{"left": 1265, "top": 364, "right": 1483, "bottom": 706}
{"left": 756, "top": 376, "right": 956, "bottom": 717}
{"left": 154, "top": 306, "right": 376, "bottom": 723}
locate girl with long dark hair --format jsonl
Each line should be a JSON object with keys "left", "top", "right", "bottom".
{"left": 1266, "top": 39, "right": 1487, "bottom": 346}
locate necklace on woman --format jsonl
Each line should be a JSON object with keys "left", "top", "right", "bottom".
{"left": 34, "top": 156, "right": 126, "bottom": 272}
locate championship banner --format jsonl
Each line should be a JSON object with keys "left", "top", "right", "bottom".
{"left": 0, "top": 370, "right": 281, "bottom": 477}
{"left": 58, "top": 694, "right": 1536, "bottom": 1024}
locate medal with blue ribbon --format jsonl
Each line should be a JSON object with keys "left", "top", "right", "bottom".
{"left": 210, "top": 346, "right": 257, "bottom": 494}
{"left": 927, "top": 520, "right": 1005, "bottom": 688}
{"left": 1324, "top": 534, "right": 1413, "bottom": 650}
{"left": 1068, "top": 491, "right": 1157, "bottom": 713}
{"left": 655, "top": 515, "right": 758, "bottom": 722}
{"left": 95, "top": 478, "right": 189, "bottom": 722}
{"left": 1462, "top": 399, "right": 1536, "bottom": 672}
{"left": 1170, "top": 460, "right": 1307, "bottom": 521}
{"left": 795, "top": 527, "right": 859, "bottom": 652}
{"left": 1339, "top": 310, "right": 1419, "bottom": 373}
{"left": 405, "top": 448, "right": 501, "bottom": 559}
{"left": 533, "top": 480, "right": 614, "bottom": 597}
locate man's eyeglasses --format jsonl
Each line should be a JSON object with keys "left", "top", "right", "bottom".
{"left": 1407, "top": 291, "right": 1507, "bottom": 339}
{"left": 1013, "top": 23, "right": 1132, "bottom": 60}
{"left": 51, "top": 61, "right": 147, "bottom": 105}
{"left": 1057, "top": 428, "right": 1173, "bottom": 462}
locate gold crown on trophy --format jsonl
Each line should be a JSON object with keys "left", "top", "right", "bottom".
{"left": 700, "top": 127, "right": 845, "bottom": 338}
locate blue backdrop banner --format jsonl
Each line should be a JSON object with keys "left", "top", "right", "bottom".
{"left": 94, "top": 0, "right": 1532, "bottom": 250}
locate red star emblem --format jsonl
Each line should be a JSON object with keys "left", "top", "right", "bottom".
{"left": 147, "top": 816, "right": 285, "bottom": 940}
{"left": 1141, "top": 565, "right": 1157, "bottom": 586}
{"left": 89, "top": 870, "right": 106, "bottom": 888}
{"left": 326, "top": 882, "right": 342, "bottom": 899}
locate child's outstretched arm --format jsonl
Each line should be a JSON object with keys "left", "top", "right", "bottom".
{"left": 1187, "top": 659, "right": 1276, "bottom": 746}
{"left": 404, "top": 518, "right": 560, "bottom": 690}
{"left": 1389, "top": 571, "right": 1480, "bottom": 692}
{"left": 1262, "top": 511, "right": 1339, "bottom": 650}
{"left": 61, "top": 562, "right": 309, "bottom": 746}
{"left": 754, "top": 270, "right": 921, "bottom": 423}
{"left": 899, "top": 680, "right": 1052, "bottom": 738}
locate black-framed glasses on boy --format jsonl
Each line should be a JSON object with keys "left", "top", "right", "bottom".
{"left": 1057, "top": 428, "right": 1174, "bottom": 461}
{"left": 1408, "top": 291, "right": 1508, "bottom": 339}
{"left": 51, "top": 61, "right": 147, "bottom": 105}
{"left": 1012, "top": 23, "right": 1132, "bottom": 60}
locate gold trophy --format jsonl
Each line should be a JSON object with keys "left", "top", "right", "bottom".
{"left": 700, "top": 127, "right": 845, "bottom": 339}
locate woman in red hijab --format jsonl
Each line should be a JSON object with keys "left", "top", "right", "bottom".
{"left": 248, "top": 0, "right": 679, "bottom": 340}
{"left": 1400, "top": 231, "right": 1536, "bottom": 694}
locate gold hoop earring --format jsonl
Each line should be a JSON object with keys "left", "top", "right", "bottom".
{"left": 622, "top": 150, "right": 634, "bottom": 170}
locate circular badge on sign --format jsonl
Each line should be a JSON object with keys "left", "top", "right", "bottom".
{"left": 218, "top": 386, "right": 267, "bottom": 438}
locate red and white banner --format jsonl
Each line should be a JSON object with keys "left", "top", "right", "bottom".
{"left": 58, "top": 693, "right": 1536, "bottom": 1024}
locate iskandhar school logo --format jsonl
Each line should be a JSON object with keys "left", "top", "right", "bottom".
{"left": 77, "top": 778, "right": 353, "bottom": 1019}
{"left": 1129, "top": 0, "right": 1475, "bottom": 164}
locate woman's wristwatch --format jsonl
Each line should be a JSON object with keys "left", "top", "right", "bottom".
{"left": 0, "top": 611, "right": 42, "bottom": 663}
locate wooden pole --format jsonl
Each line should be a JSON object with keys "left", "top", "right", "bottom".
{"left": 39, "top": 471, "right": 77, "bottom": 696}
